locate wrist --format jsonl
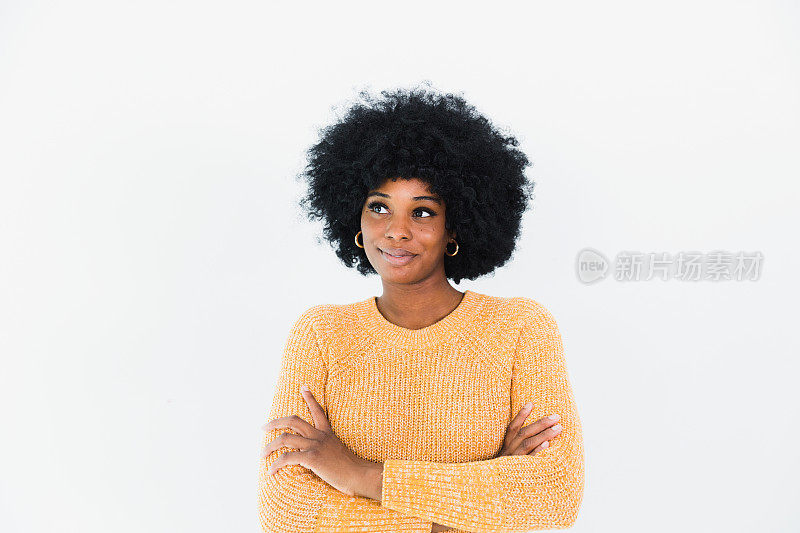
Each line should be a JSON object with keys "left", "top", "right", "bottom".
{"left": 355, "top": 460, "right": 384, "bottom": 501}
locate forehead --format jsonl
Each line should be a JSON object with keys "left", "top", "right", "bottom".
{"left": 368, "top": 177, "right": 439, "bottom": 198}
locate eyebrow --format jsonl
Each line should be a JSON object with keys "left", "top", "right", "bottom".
{"left": 366, "top": 191, "right": 442, "bottom": 205}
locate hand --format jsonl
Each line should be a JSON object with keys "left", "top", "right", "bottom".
{"left": 431, "top": 522, "right": 450, "bottom": 532}
{"left": 261, "top": 385, "right": 372, "bottom": 497}
{"left": 496, "top": 403, "right": 562, "bottom": 457}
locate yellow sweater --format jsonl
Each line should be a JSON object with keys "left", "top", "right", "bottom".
{"left": 258, "top": 289, "right": 584, "bottom": 532}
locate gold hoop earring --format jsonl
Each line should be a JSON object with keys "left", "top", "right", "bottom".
{"left": 445, "top": 239, "right": 459, "bottom": 257}
{"left": 354, "top": 230, "right": 364, "bottom": 249}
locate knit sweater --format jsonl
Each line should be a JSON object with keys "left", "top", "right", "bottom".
{"left": 258, "top": 289, "right": 584, "bottom": 532}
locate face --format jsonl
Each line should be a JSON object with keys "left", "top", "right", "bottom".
{"left": 360, "top": 177, "right": 456, "bottom": 285}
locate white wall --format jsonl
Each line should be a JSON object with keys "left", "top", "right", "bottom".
{"left": 1, "top": 1, "right": 797, "bottom": 531}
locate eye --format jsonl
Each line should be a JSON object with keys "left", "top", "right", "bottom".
{"left": 367, "top": 201, "right": 388, "bottom": 214}
{"left": 366, "top": 201, "right": 437, "bottom": 218}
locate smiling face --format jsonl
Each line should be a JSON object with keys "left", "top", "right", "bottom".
{"left": 360, "top": 177, "right": 456, "bottom": 285}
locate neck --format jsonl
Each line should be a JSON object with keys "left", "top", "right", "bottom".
{"left": 376, "top": 279, "right": 464, "bottom": 331}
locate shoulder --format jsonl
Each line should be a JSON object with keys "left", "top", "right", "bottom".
{"left": 475, "top": 292, "right": 558, "bottom": 323}
{"left": 493, "top": 294, "right": 561, "bottom": 334}
{"left": 459, "top": 292, "right": 561, "bottom": 346}
{"left": 289, "top": 299, "right": 363, "bottom": 337}
{"left": 294, "top": 303, "right": 330, "bottom": 323}
{"left": 286, "top": 303, "right": 331, "bottom": 337}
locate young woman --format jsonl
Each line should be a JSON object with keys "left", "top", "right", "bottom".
{"left": 258, "top": 85, "right": 584, "bottom": 532}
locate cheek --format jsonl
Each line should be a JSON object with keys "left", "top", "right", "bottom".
{"left": 416, "top": 233, "right": 450, "bottom": 258}
{"left": 360, "top": 214, "right": 377, "bottom": 233}
{"left": 418, "top": 224, "right": 447, "bottom": 243}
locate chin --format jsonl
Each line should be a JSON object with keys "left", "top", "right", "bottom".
{"left": 379, "top": 270, "right": 416, "bottom": 282}
{"left": 376, "top": 266, "right": 423, "bottom": 283}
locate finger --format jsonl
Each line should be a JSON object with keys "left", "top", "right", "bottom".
{"left": 507, "top": 415, "right": 560, "bottom": 454}
{"left": 266, "top": 450, "right": 304, "bottom": 476}
{"left": 528, "top": 440, "right": 549, "bottom": 456}
{"left": 261, "top": 432, "right": 311, "bottom": 458}
{"left": 504, "top": 402, "right": 533, "bottom": 444}
{"left": 262, "top": 415, "right": 315, "bottom": 438}
{"left": 515, "top": 433, "right": 547, "bottom": 455}
{"left": 539, "top": 421, "right": 563, "bottom": 441}
{"left": 517, "top": 423, "right": 562, "bottom": 455}
{"left": 518, "top": 414, "right": 560, "bottom": 441}
{"left": 300, "top": 384, "right": 330, "bottom": 432}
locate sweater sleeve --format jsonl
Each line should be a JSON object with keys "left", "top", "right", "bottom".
{"left": 379, "top": 300, "right": 585, "bottom": 532}
{"left": 258, "top": 307, "right": 434, "bottom": 533}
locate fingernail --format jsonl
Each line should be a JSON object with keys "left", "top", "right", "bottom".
{"left": 548, "top": 414, "right": 560, "bottom": 421}
{"left": 524, "top": 402, "right": 533, "bottom": 410}
{"left": 551, "top": 424, "right": 562, "bottom": 432}
{"left": 300, "top": 384, "right": 309, "bottom": 393}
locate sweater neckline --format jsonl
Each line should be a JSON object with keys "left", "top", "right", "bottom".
{"left": 360, "top": 289, "right": 484, "bottom": 349}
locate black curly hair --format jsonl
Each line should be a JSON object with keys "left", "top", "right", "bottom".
{"left": 297, "top": 83, "right": 535, "bottom": 285}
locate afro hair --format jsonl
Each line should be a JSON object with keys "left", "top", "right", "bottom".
{"left": 297, "top": 83, "right": 535, "bottom": 285}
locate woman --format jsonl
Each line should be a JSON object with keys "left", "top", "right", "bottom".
{"left": 258, "top": 85, "right": 584, "bottom": 532}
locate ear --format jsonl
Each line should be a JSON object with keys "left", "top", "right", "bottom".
{"left": 445, "top": 220, "right": 456, "bottom": 240}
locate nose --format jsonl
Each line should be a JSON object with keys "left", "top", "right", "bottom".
{"left": 384, "top": 216, "right": 411, "bottom": 241}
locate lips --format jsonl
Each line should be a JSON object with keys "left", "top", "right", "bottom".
{"left": 379, "top": 248, "right": 417, "bottom": 266}
{"left": 380, "top": 247, "right": 415, "bottom": 257}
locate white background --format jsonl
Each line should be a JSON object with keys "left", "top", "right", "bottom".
{"left": 1, "top": 1, "right": 798, "bottom": 531}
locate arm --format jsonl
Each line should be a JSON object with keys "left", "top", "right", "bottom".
{"left": 379, "top": 300, "right": 585, "bottom": 532}
{"left": 258, "top": 307, "right": 433, "bottom": 533}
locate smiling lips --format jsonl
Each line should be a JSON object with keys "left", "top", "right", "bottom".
{"left": 379, "top": 247, "right": 417, "bottom": 266}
